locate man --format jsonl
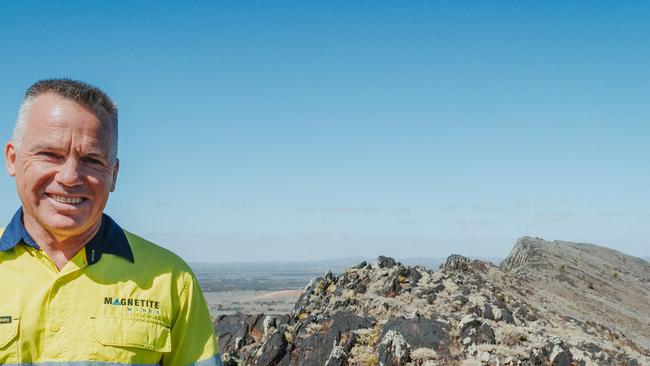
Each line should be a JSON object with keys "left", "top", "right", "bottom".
{"left": 0, "top": 79, "right": 222, "bottom": 365}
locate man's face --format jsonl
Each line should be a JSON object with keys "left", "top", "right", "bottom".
{"left": 4, "top": 93, "right": 119, "bottom": 239}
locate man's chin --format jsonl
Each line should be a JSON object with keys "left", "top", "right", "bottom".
{"left": 41, "top": 215, "right": 96, "bottom": 237}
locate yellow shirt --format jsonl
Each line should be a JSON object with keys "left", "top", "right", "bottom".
{"left": 0, "top": 209, "right": 221, "bottom": 366}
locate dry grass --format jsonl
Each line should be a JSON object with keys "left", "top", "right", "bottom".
{"left": 496, "top": 324, "right": 528, "bottom": 346}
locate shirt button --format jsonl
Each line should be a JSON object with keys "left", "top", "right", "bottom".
{"left": 49, "top": 323, "right": 60, "bottom": 332}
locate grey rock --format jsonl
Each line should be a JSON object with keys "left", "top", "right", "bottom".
{"left": 452, "top": 294, "right": 468, "bottom": 307}
{"left": 289, "top": 311, "right": 375, "bottom": 365}
{"left": 432, "top": 283, "right": 446, "bottom": 293}
{"left": 549, "top": 345, "right": 570, "bottom": 366}
{"left": 547, "top": 336, "right": 572, "bottom": 366}
{"left": 381, "top": 317, "right": 450, "bottom": 353}
{"left": 382, "top": 273, "right": 402, "bottom": 297}
{"left": 352, "top": 261, "right": 368, "bottom": 269}
{"left": 234, "top": 336, "right": 244, "bottom": 350}
{"left": 501, "top": 236, "right": 546, "bottom": 272}
{"left": 324, "top": 345, "right": 347, "bottom": 366}
{"left": 215, "top": 313, "right": 265, "bottom": 353}
{"left": 378, "top": 330, "right": 411, "bottom": 366}
{"left": 483, "top": 303, "right": 494, "bottom": 320}
{"left": 458, "top": 315, "right": 495, "bottom": 345}
{"left": 441, "top": 254, "right": 471, "bottom": 271}
{"left": 528, "top": 347, "right": 547, "bottom": 366}
{"left": 378, "top": 255, "right": 398, "bottom": 269}
{"left": 458, "top": 315, "right": 480, "bottom": 333}
{"left": 253, "top": 327, "right": 288, "bottom": 366}
{"left": 220, "top": 352, "right": 241, "bottom": 366}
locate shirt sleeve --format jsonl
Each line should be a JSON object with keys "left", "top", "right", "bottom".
{"left": 162, "top": 272, "right": 223, "bottom": 366}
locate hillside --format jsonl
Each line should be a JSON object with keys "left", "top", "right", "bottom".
{"left": 214, "top": 237, "right": 650, "bottom": 365}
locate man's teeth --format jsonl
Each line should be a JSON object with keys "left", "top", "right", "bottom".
{"left": 50, "top": 195, "right": 83, "bottom": 204}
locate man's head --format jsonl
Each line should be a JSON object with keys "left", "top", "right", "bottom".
{"left": 4, "top": 79, "right": 120, "bottom": 240}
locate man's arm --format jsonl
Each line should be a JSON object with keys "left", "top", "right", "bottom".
{"left": 163, "top": 272, "right": 223, "bottom": 366}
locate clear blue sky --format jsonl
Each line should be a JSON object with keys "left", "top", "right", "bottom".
{"left": 1, "top": 1, "right": 648, "bottom": 262}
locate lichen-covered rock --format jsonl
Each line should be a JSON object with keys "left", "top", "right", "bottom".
{"left": 547, "top": 336, "right": 573, "bottom": 366}
{"left": 381, "top": 317, "right": 450, "bottom": 354}
{"left": 324, "top": 345, "right": 347, "bottom": 366}
{"left": 457, "top": 315, "right": 496, "bottom": 346}
{"left": 378, "top": 330, "right": 411, "bottom": 366}
{"left": 458, "top": 315, "right": 481, "bottom": 333}
{"left": 220, "top": 351, "right": 241, "bottom": 366}
{"left": 549, "top": 345, "right": 570, "bottom": 366}
{"left": 287, "top": 311, "right": 375, "bottom": 365}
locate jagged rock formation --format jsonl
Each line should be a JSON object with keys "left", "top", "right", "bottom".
{"left": 215, "top": 236, "right": 650, "bottom": 365}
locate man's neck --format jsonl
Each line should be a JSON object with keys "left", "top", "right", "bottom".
{"left": 22, "top": 214, "right": 101, "bottom": 270}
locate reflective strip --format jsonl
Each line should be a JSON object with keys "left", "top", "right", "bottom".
{"left": 187, "top": 354, "right": 223, "bottom": 366}
{"left": 2, "top": 357, "right": 223, "bottom": 366}
{"left": 3, "top": 353, "right": 223, "bottom": 366}
{"left": 3, "top": 363, "right": 158, "bottom": 366}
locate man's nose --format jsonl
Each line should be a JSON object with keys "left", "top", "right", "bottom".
{"left": 55, "top": 157, "right": 83, "bottom": 186}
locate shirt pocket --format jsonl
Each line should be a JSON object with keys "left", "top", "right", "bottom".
{"left": 92, "top": 316, "right": 171, "bottom": 353}
{"left": 0, "top": 317, "right": 19, "bottom": 363}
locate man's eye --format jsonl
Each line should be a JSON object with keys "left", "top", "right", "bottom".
{"left": 82, "top": 157, "right": 104, "bottom": 165}
{"left": 38, "top": 152, "right": 61, "bottom": 159}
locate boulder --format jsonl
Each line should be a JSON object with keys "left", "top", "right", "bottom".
{"left": 378, "top": 330, "right": 411, "bottom": 366}
{"left": 381, "top": 317, "right": 450, "bottom": 353}
{"left": 288, "top": 311, "right": 375, "bottom": 365}
{"left": 547, "top": 336, "right": 573, "bottom": 366}
{"left": 215, "top": 313, "right": 265, "bottom": 352}
{"left": 441, "top": 254, "right": 471, "bottom": 271}
{"left": 378, "top": 255, "right": 398, "bottom": 269}
{"left": 253, "top": 326, "right": 289, "bottom": 366}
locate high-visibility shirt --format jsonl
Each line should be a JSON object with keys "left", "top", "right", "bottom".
{"left": 0, "top": 208, "right": 223, "bottom": 366}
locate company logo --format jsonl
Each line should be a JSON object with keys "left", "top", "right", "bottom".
{"left": 104, "top": 297, "right": 161, "bottom": 315}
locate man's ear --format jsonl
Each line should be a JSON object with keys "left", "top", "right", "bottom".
{"left": 110, "top": 158, "right": 119, "bottom": 192}
{"left": 5, "top": 142, "right": 17, "bottom": 177}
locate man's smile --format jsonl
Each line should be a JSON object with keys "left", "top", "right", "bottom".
{"left": 45, "top": 193, "right": 87, "bottom": 205}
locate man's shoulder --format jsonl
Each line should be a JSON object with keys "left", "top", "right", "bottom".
{"left": 122, "top": 231, "right": 193, "bottom": 274}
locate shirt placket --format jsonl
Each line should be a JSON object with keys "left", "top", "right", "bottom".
{"left": 42, "top": 252, "right": 88, "bottom": 360}
{"left": 44, "top": 276, "right": 71, "bottom": 359}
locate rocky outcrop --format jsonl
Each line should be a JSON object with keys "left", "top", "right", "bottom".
{"left": 440, "top": 254, "right": 471, "bottom": 271}
{"left": 215, "top": 237, "right": 650, "bottom": 365}
{"left": 500, "top": 236, "right": 547, "bottom": 272}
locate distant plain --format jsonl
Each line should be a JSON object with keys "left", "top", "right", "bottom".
{"left": 192, "top": 258, "right": 367, "bottom": 316}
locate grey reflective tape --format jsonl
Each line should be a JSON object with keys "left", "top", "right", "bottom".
{"left": 3, "top": 363, "right": 158, "bottom": 366}
{"left": 2, "top": 354, "right": 222, "bottom": 366}
{"left": 186, "top": 355, "right": 223, "bottom": 366}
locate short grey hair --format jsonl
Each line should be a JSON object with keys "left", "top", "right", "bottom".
{"left": 12, "top": 78, "right": 119, "bottom": 161}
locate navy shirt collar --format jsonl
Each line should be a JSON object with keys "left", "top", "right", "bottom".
{"left": 0, "top": 208, "right": 39, "bottom": 250}
{"left": 0, "top": 207, "right": 134, "bottom": 264}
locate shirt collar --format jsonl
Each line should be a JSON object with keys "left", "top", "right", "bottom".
{"left": 0, "top": 208, "right": 39, "bottom": 250}
{"left": 0, "top": 207, "right": 134, "bottom": 264}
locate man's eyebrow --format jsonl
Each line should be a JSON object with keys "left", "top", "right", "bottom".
{"left": 28, "top": 143, "right": 64, "bottom": 153}
{"left": 28, "top": 144, "right": 111, "bottom": 160}
{"left": 84, "top": 151, "right": 110, "bottom": 160}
